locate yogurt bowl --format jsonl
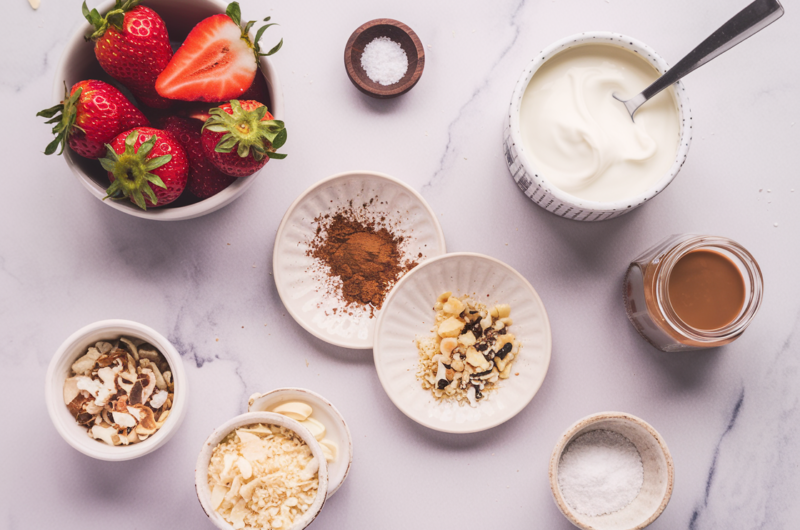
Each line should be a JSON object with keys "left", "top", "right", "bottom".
{"left": 54, "top": 0, "right": 284, "bottom": 221}
{"left": 504, "top": 32, "right": 692, "bottom": 221}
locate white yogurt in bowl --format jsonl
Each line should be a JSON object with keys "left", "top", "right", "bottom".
{"left": 504, "top": 33, "right": 692, "bottom": 221}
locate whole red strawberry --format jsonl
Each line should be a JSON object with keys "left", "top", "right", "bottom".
{"left": 100, "top": 127, "right": 189, "bottom": 209}
{"left": 37, "top": 80, "right": 149, "bottom": 158}
{"left": 159, "top": 116, "right": 235, "bottom": 199}
{"left": 155, "top": 2, "right": 282, "bottom": 103}
{"left": 201, "top": 100, "right": 286, "bottom": 177}
{"left": 83, "top": 0, "right": 173, "bottom": 109}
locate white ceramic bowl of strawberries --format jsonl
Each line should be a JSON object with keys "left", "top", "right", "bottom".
{"left": 52, "top": 0, "right": 285, "bottom": 221}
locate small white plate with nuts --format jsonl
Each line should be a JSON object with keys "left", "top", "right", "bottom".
{"left": 373, "top": 253, "right": 552, "bottom": 433}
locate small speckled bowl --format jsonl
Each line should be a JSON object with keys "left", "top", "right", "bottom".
{"left": 549, "top": 412, "right": 674, "bottom": 530}
{"left": 195, "top": 412, "right": 328, "bottom": 530}
{"left": 45, "top": 319, "right": 188, "bottom": 461}
{"left": 504, "top": 32, "right": 692, "bottom": 221}
{"left": 248, "top": 388, "right": 353, "bottom": 496}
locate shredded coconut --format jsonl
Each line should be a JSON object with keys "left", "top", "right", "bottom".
{"left": 558, "top": 429, "right": 644, "bottom": 516}
{"left": 207, "top": 424, "right": 319, "bottom": 529}
{"left": 360, "top": 36, "right": 408, "bottom": 86}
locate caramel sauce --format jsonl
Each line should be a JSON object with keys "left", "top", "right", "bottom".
{"left": 668, "top": 249, "right": 746, "bottom": 331}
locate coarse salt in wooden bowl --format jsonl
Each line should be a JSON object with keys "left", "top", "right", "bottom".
{"left": 344, "top": 18, "right": 424, "bottom": 99}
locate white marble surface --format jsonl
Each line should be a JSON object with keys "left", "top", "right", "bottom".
{"left": 2, "top": 0, "right": 799, "bottom": 528}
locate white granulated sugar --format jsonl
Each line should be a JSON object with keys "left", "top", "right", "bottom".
{"left": 360, "top": 36, "right": 408, "bottom": 86}
{"left": 558, "top": 429, "right": 644, "bottom": 517}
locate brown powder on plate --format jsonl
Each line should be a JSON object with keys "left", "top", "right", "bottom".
{"left": 307, "top": 208, "right": 418, "bottom": 315}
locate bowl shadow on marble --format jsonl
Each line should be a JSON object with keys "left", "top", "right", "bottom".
{"left": 278, "top": 295, "right": 375, "bottom": 365}
{"left": 636, "top": 337, "right": 724, "bottom": 389}
{"left": 367, "top": 370, "right": 551, "bottom": 449}
{"left": 618, "top": 300, "right": 724, "bottom": 388}
{"left": 89, "top": 198, "right": 249, "bottom": 281}
{"left": 48, "top": 426, "right": 195, "bottom": 506}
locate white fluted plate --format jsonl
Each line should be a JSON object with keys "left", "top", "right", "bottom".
{"left": 373, "top": 253, "right": 552, "bottom": 433}
{"left": 273, "top": 171, "right": 446, "bottom": 349}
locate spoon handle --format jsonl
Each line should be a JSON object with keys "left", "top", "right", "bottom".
{"left": 638, "top": 0, "right": 784, "bottom": 106}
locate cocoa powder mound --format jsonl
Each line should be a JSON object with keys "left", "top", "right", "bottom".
{"left": 307, "top": 209, "right": 417, "bottom": 314}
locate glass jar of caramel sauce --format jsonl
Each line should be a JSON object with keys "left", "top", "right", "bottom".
{"left": 624, "top": 234, "right": 763, "bottom": 351}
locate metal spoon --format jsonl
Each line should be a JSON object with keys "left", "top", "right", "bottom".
{"left": 614, "top": 0, "right": 784, "bottom": 120}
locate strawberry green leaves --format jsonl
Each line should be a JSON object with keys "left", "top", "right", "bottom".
{"left": 37, "top": 83, "right": 83, "bottom": 156}
{"left": 225, "top": 1, "right": 284, "bottom": 60}
{"left": 255, "top": 19, "right": 284, "bottom": 57}
{"left": 100, "top": 130, "right": 171, "bottom": 210}
{"left": 203, "top": 100, "right": 287, "bottom": 162}
{"left": 83, "top": 0, "right": 142, "bottom": 40}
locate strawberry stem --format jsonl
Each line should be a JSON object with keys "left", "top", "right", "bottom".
{"left": 82, "top": 0, "right": 142, "bottom": 41}
{"left": 224, "top": 1, "right": 283, "bottom": 61}
{"left": 37, "top": 82, "right": 83, "bottom": 156}
{"left": 202, "top": 100, "right": 287, "bottom": 162}
{"left": 99, "top": 130, "right": 171, "bottom": 210}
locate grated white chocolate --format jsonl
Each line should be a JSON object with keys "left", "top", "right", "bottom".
{"left": 207, "top": 424, "right": 320, "bottom": 530}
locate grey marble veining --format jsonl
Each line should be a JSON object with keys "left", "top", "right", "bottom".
{"left": 2, "top": 0, "right": 800, "bottom": 528}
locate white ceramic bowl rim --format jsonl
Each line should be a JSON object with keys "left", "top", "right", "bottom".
{"left": 54, "top": 0, "right": 285, "bottom": 221}
{"left": 373, "top": 251, "right": 553, "bottom": 433}
{"left": 508, "top": 31, "right": 692, "bottom": 212}
{"left": 247, "top": 387, "right": 353, "bottom": 496}
{"left": 272, "top": 169, "right": 447, "bottom": 350}
{"left": 45, "top": 319, "right": 188, "bottom": 461}
{"left": 549, "top": 411, "right": 675, "bottom": 530}
{"left": 195, "top": 411, "right": 328, "bottom": 530}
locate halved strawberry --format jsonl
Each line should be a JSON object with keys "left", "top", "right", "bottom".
{"left": 155, "top": 2, "right": 282, "bottom": 103}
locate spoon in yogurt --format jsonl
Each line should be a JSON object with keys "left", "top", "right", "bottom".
{"left": 614, "top": 0, "right": 784, "bottom": 120}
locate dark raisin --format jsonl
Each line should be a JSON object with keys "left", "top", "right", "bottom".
{"left": 437, "top": 379, "right": 448, "bottom": 390}
{"left": 475, "top": 342, "right": 488, "bottom": 352}
{"left": 495, "top": 343, "right": 512, "bottom": 360}
{"left": 473, "top": 367, "right": 493, "bottom": 378}
{"left": 497, "top": 328, "right": 507, "bottom": 336}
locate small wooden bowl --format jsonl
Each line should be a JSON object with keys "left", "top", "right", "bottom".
{"left": 344, "top": 19, "right": 424, "bottom": 99}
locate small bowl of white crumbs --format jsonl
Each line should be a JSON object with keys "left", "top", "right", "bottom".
{"left": 344, "top": 18, "right": 425, "bottom": 98}
{"left": 548, "top": 412, "right": 674, "bottom": 530}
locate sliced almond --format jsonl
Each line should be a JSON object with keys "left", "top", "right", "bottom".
{"left": 270, "top": 401, "right": 313, "bottom": 421}
{"left": 210, "top": 484, "right": 228, "bottom": 510}
{"left": 320, "top": 439, "right": 338, "bottom": 462}
{"left": 300, "top": 418, "right": 326, "bottom": 441}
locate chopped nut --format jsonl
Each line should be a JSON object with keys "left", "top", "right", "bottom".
{"left": 458, "top": 330, "right": 477, "bottom": 347}
{"left": 440, "top": 337, "right": 458, "bottom": 357}
{"left": 417, "top": 293, "right": 522, "bottom": 407}
{"left": 442, "top": 296, "right": 465, "bottom": 315}
{"left": 437, "top": 316, "right": 465, "bottom": 338}
{"left": 63, "top": 338, "right": 174, "bottom": 447}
